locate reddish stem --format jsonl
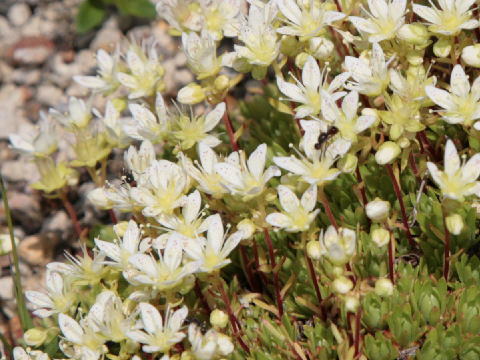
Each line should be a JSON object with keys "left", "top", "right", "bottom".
{"left": 263, "top": 228, "right": 284, "bottom": 318}
{"left": 61, "top": 192, "right": 82, "bottom": 237}
{"left": 474, "top": 8, "right": 480, "bottom": 43}
{"left": 354, "top": 307, "right": 362, "bottom": 357}
{"left": 109, "top": 209, "right": 118, "bottom": 224}
{"left": 409, "top": 151, "right": 422, "bottom": 184}
{"left": 334, "top": 0, "right": 342, "bottom": 12}
{"left": 441, "top": 204, "right": 450, "bottom": 280}
{"left": 195, "top": 278, "right": 211, "bottom": 313}
{"left": 239, "top": 245, "right": 259, "bottom": 292}
{"left": 253, "top": 239, "right": 270, "bottom": 292}
{"left": 319, "top": 187, "right": 338, "bottom": 230}
{"left": 305, "top": 249, "right": 325, "bottom": 319}
{"left": 355, "top": 166, "right": 368, "bottom": 207}
{"left": 418, "top": 130, "right": 437, "bottom": 160}
{"left": 222, "top": 103, "right": 239, "bottom": 152}
{"left": 385, "top": 223, "right": 395, "bottom": 284}
{"left": 385, "top": 164, "right": 415, "bottom": 248}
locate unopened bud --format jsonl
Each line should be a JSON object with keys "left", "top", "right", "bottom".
{"left": 337, "top": 153, "right": 358, "bottom": 174}
{"left": 366, "top": 198, "right": 391, "bottom": 222}
{"left": 397, "top": 24, "right": 429, "bottom": 45}
{"left": 237, "top": 219, "right": 256, "bottom": 239}
{"left": 210, "top": 309, "right": 229, "bottom": 329}
{"left": 280, "top": 35, "right": 299, "bottom": 56}
{"left": 113, "top": 221, "right": 129, "bottom": 238}
{"left": 87, "top": 187, "right": 113, "bottom": 210}
{"left": 214, "top": 75, "right": 230, "bottom": 92}
{"left": 177, "top": 83, "right": 206, "bottom": 105}
{"left": 24, "top": 327, "right": 48, "bottom": 346}
{"left": 344, "top": 295, "right": 360, "bottom": 313}
{"left": 433, "top": 38, "right": 451, "bottom": 58}
{"left": 111, "top": 97, "right": 127, "bottom": 113}
{"left": 371, "top": 228, "right": 390, "bottom": 247}
{"left": 462, "top": 44, "right": 480, "bottom": 68}
{"left": 309, "top": 37, "right": 334, "bottom": 60}
{"left": 295, "top": 52, "right": 309, "bottom": 69}
{"left": 375, "top": 278, "right": 394, "bottom": 297}
{"left": 0, "top": 234, "right": 18, "bottom": 255}
{"left": 332, "top": 276, "right": 354, "bottom": 294}
{"left": 375, "top": 141, "right": 401, "bottom": 165}
{"left": 446, "top": 214, "right": 464, "bottom": 235}
{"left": 307, "top": 240, "right": 322, "bottom": 260}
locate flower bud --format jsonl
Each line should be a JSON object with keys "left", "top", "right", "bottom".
{"left": 177, "top": 83, "right": 206, "bottom": 104}
{"left": 309, "top": 37, "right": 334, "bottom": 60}
{"left": 366, "top": 198, "right": 390, "bottom": 222}
{"left": 87, "top": 187, "right": 113, "bottom": 210}
{"left": 337, "top": 153, "right": 358, "bottom": 174}
{"left": 406, "top": 50, "right": 424, "bottom": 66}
{"left": 280, "top": 35, "right": 299, "bottom": 56}
{"left": 217, "top": 333, "right": 234, "bottom": 355}
{"left": 210, "top": 309, "right": 229, "bottom": 329}
{"left": 375, "top": 278, "right": 394, "bottom": 297}
{"left": 237, "top": 219, "right": 256, "bottom": 239}
{"left": 319, "top": 226, "right": 356, "bottom": 265}
{"left": 306, "top": 240, "right": 322, "bottom": 260}
{"left": 397, "top": 24, "right": 429, "bottom": 45}
{"left": 214, "top": 75, "right": 230, "bottom": 92}
{"left": 332, "top": 266, "right": 344, "bottom": 277}
{"left": 375, "top": 141, "right": 401, "bottom": 165}
{"left": 24, "top": 327, "right": 48, "bottom": 346}
{"left": 332, "top": 276, "right": 354, "bottom": 294}
{"left": 462, "top": 44, "right": 480, "bottom": 68}
{"left": 433, "top": 37, "right": 451, "bottom": 58}
{"left": 0, "top": 234, "right": 18, "bottom": 255}
{"left": 446, "top": 214, "right": 464, "bottom": 235}
{"left": 113, "top": 221, "right": 129, "bottom": 238}
{"left": 344, "top": 295, "right": 360, "bottom": 313}
{"left": 111, "top": 97, "right": 127, "bottom": 113}
{"left": 371, "top": 228, "right": 390, "bottom": 247}
{"left": 295, "top": 52, "right": 309, "bottom": 69}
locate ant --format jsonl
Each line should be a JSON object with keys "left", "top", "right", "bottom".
{"left": 315, "top": 126, "right": 339, "bottom": 150}
{"left": 121, "top": 168, "right": 136, "bottom": 187}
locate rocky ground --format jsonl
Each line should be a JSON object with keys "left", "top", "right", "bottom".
{"left": 0, "top": 0, "right": 192, "bottom": 342}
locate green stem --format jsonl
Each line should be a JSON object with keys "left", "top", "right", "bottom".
{"left": 0, "top": 172, "right": 33, "bottom": 332}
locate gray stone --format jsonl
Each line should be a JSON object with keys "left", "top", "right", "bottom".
{"left": 8, "top": 3, "right": 32, "bottom": 27}
{"left": 17, "top": 234, "right": 50, "bottom": 266}
{"left": 7, "top": 191, "right": 42, "bottom": 232}
{"left": 42, "top": 210, "right": 73, "bottom": 242}
{"left": 0, "top": 276, "right": 14, "bottom": 300}
{"left": 0, "top": 159, "right": 37, "bottom": 183}
{"left": 11, "top": 68, "right": 41, "bottom": 85}
{"left": 36, "top": 84, "right": 65, "bottom": 106}
{"left": 90, "top": 25, "right": 123, "bottom": 52}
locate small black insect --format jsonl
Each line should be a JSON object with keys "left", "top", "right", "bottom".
{"left": 315, "top": 126, "right": 339, "bottom": 150}
{"left": 185, "top": 317, "right": 207, "bottom": 334}
{"left": 121, "top": 168, "right": 136, "bottom": 186}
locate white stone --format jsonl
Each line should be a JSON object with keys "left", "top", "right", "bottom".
{"left": 8, "top": 3, "right": 31, "bottom": 27}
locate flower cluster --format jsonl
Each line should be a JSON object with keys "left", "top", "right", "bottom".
{"left": 6, "top": 0, "right": 480, "bottom": 359}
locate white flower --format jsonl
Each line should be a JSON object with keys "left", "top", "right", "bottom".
{"left": 102, "top": 181, "right": 136, "bottom": 212}
{"left": 182, "top": 31, "right": 222, "bottom": 79}
{"left": 25, "top": 270, "right": 74, "bottom": 318}
{"left": 365, "top": 198, "right": 391, "bottom": 222}
{"left": 375, "top": 141, "right": 401, "bottom": 165}
{"left": 215, "top": 143, "right": 280, "bottom": 200}
{"left": 425, "top": 65, "right": 480, "bottom": 127}
{"left": 58, "top": 313, "right": 107, "bottom": 360}
{"left": 124, "top": 140, "right": 156, "bottom": 181}
{"left": 320, "top": 90, "right": 376, "bottom": 142}
{"left": 277, "top": 55, "right": 349, "bottom": 118}
{"left": 427, "top": 139, "right": 480, "bottom": 200}
{"left": 49, "top": 97, "right": 92, "bottom": 129}
{"left": 344, "top": 43, "right": 392, "bottom": 97}
{"left": 123, "top": 93, "right": 169, "bottom": 143}
{"left": 462, "top": 44, "right": 480, "bottom": 68}
{"left": 95, "top": 220, "right": 149, "bottom": 270}
{"left": 412, "top": 0, "right": 478, "bottom": 36}
{"left": 127, "top": 233, "right": 201, "bottom": 291}
{"left": 170, "top": 102, "right": 225, "bottom": 150}
{"left": 188, "top": 324, "right": 234, "bottom": 360}
{"left": 233, "top": 2, "right": 279, "bottom": 71}
{"left": 266, "top": 184, "right": 319, "bottom": 232}
{"left": 73, "top": 48, "right": 120, "bottom": 94}
{"left": 184, "top": 214, "right": 244, "bottom": 272}
{"left": 131, "top": 160, "right": 189, "bottom": 217}
{"left": 126, "top": 303, "right": 187, "bottom": 353}
{"left": 349, "top": 0, "right": 407, "bottom": 42}
{"left": 277, "top": 0, "right": 345, "bottom": 41}
{"left": 156, "top": 0, "right": 202, "bottom": 34}
{"left": 95, "top": 101, "right": 131, "bottom": 148}
{"left": 180, "top": 143, "right": 226, "bottom": 198}
{"left": 199, "top": 0, "right": 242, "bottom": 40}
{"left": 318, "top": 225, "right": 356, "bottom": 265}
{"left": 156, "top": 190, "right": 210, "bottom": 242}
{"left": 117, "top": 41, "right": 165, "bottom": 99}
{"left": 13, "top": 347, "right": 49, "bottom": 360}
{"left": 273, "top": 123, "right": 351, "bottom": 185}
{"left": 9, "top": 113, "right": 57, "bottom": 157}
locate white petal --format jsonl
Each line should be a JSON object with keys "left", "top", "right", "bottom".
{"left": 412, "top": 4, "right": 439, "bottom": 24}
{"left": 95, "top": 239, "right": 121, "bottom": 262}
{"left": 354, "top": 115, "right": 376, "bottom": 133}
{"left": 323, "top": 11, "right": 346, "bottom": 24}
{"left": 73, "top": 75, "right": 106, "bottom": 89}
{"left": 460, "top": 19, "right": 479, "bottom": 30}
{"left": 462, "top": 153, "right": 480, "bottom": 182}
{"left": 301, "top": 184, "right": 317, "bottom": 211}
{"left": 321, "top": 90, "right": 341, "bottom": 123}
{"left": 127, "top": 51, "right": 144, "bottom": 75}
{"left": 140, "top": 302, "right": 163, "bottom": 334}
{"left": 248, "top": 143, "right": 267, "bottom": 179}
{"left": 207, "top": 214, "right": 224, "bottom": 254}
{"left": 341, "top": 91, "right": 359, "bottom": 121}
{"left": 277, "top": 185, "right": 300, "bottom": 213}
{"left": 123, "top": 220, "right": 140, "bottom": 253}
{"left": 215, "top": 162, "right": 243, "bottom": 188}
{"left": 129, "top": 254, "right": 157, "bottom": 276}
{"left": 427, "top": 162, "right": 444, "bottom": 187}
{"left": 97, "top": 49, "right": 114, "bottom": 72}
{"left": 371, "top": 43, "right": 386, "bottom": 75}
{"left": 368, "top": 0, "right": 388, "bottom": 18}
{"left": 25, "top": 291, "right": 53, "bottom": 308}
{"left": 46, "top": 270, "right": 64, "bottom": 294}
{"left": 164, "top": 235, "right": 183, "bottom": 272}
{"left": 59, "top": 314, "right": 83, "bottom": 344}
{"left": 450, "top": 65, "right": 470, "bottom": 97}
{"left": 183, "top": 190, "right": 201, "bottom": 224}
{"left": 302, "top": 56, "right": 321, "bottom": 91}
{"left": 273, "top": 156, "right": 308, "bottom": 175}
{"left": 266, "top": 213, "right": 292, "bottom": 228}
{"left": 204, "top": 102, "right": 225, "bottom": 132}
{"left": 168, "top": 306, "right": 188, "bottom": 331}
{"left": 221, "top": 231, "right": 243, "bottom": 258}
{"left": 278, "top": 0, "right": 302, "bottom": 25}
{"left": 444, "top": 140, "right": 460, "bottom": 175}
{"left": 277, "top": 77, "right": 307, "bottom": 103}
{"left": 349, "top": 16, "right": 378, "bottom": 35}
{"left": 198, "top": 142, "right": 217, "bottom": 174}
{"left": 425, "top": 86, "right": 455, "bottom": 109}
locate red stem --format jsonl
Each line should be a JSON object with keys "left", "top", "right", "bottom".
{"left": 409, "top": 151, "right": 422, "bottom": 184}
{"left": 195, "top": 278, "right": 211, "bottom": 313}
{"left": 419, "top": 130, "right": 437, "bottom": 160}
{"left": 222, "top": 103, "right": 239, "bottom": 152}
{"left": 263, "top": 228, "right": 284, "bottom": 318}
{"left": 385, "top": 164, "right": 415, "bottom": 248}
{"left": 356, "top": 166, "right": 368, "bottom": 207}
{"left": 305, "top": 249, "right": 324, "bottom": 318}
{"left": 239, "top": 245, "right": 259, "bottom": 292}
{"left": 354, "top": 307, "right": 362, "bottom": 357}
{"left": 61, "top": 192, "right": 82, "bottom": 237}
{"left": 109, "top": 209, "right": 118, "bottom": 224}
{"left": 320, "top": 188, "right": 338, "bottom": 230}
{"left": 334, "top": 0, "right": 342, "bottom": 12}
{"left": 441, "top": 204, "right": 450, "bottom": 280}
{"left": 385, "top": 223, "right": 395, "bottom": 284}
